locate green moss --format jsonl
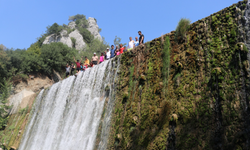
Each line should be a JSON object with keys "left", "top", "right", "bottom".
{"left": 107, "top": 2, "right": 248, "bottom": 149}
{"left": 162, "top": 36, "right": 171, "bottom": 96}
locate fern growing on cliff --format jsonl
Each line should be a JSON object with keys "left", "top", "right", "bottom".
{"left": 162, "top": 36, "right": 171, "bottom": 96}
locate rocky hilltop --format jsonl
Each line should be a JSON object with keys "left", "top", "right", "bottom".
{"left": 43, "top": 17, "right": 102, "bottom": 51}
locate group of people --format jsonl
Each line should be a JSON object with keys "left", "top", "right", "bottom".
{"left": 65, "top": 31, "right": 144, "bottom": 77}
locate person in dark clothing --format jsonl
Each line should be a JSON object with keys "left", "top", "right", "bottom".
{"left": 70, "top": 62, "right": 75, "bottom": 75}
{"left": 110, "top": 45, "right": 116, "bottom": 58}
{"left": 138, "top": 31, "right": 144, "bottom": 45}
{"left": 123, "top": 46, "right": 128, "bottom": 53}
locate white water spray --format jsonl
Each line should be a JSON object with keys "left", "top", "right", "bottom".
{"left": 19, "top": 58, "right": 119, "bottom": 150}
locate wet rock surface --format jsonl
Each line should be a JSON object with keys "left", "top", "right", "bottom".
{"left": 107, "top": 1, "right": 250, "bottom": 149}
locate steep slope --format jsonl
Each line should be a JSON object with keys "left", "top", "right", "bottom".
{"left": 106, "top": 0, "right": 250, "bottom": 149}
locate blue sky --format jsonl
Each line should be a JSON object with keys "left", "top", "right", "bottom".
{"left": 0, "top": 0, "right": 239, "bottom": 49}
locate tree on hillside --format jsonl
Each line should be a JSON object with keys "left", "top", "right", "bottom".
{"left": 68, "top": 14, "right": 86, "bottom": 22}
{"left": 0, "top": 78, "right": 11, "bottom": 130}
{"left": 114, "top": 36, "right": 127, "bottom": 47}
{"left": 46, "top": 23, "right": 63, "bottom": 37}
{"left": 40, "top": 42, "right": 77, "bottom": 74}
{"left": 78, "top": 28, "right": 94, "bottom": 44}
{"left": 0, "top": 44, "right": 6, "bottom": 51}
{"left": 80, "top": 37, "right": 109, "bottom": 60}
{"left": 114, "top": 36, "right": 121, "bottom": 46}
{"left": 27, "top": 43, "right": 41, "bottom": 56}
{"left": 0, "top": 44, "right": 9, "bottom": 68}
{"left": 0, "top": 45, "right": 10, "bottom": 81}
{"left": 36, "top": 35, "right": 47, "bottom": 47}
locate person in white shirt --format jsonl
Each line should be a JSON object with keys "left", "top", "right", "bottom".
{"left": 106, "top": 47, "right": 111, "bottom": 60}
{"left": 65, "top": 64, "right": 70, "bottom": 77}
{"left": 128, "top": 37, "right": 134, "bottom": 51}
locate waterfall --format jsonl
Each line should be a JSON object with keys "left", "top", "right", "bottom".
{"left": 98, "top": 58, "right": 120, "bottom": 150}
{"left": 19, "top": 58, "right": 119, "bottom": 150}
{"left": 238, "top": 1, "right": 250, "bottom": 148}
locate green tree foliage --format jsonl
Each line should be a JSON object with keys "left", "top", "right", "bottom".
{"left": 75, "top": 19, "right": 88, "bottom": 29}
{"left": 68, "top": 14, "right": 86, "bottom": 22}
{"left": 69, "top": 14, "right": 93, "bottom": 44}
{"left": 6, "top": 49, "right": 38, "bottom": 73}
{"left": 0, "top": 45, "right": 11, "bottom": 83}
{"left": 37, "top": 35, "right": 47, "bottom": 47}
{"left": 71, "top": 14, "right": 88, "bottom": 29}
{"left": 0, "top": 44, "right": 6, "bottom": 51}
{"left": 113, "top": 36, "right": 126, "bottom": 47}
{"left": 1, "top": 42, "right": 76, "bottom": 83}
{"left": 46, "top": 23, "right": 63, "bottom": 36}
{"left": 79, "top": 38, "right": 109, "bottom": 60}
{"left": 98, "top": 28, "right": 102, "bottom": 33}
{"left": 114, "top": 36, "right": 121, "bottom": 46}
{"left": 27, "top": 42, "right": 41, "bottom": 56}
{"left": 0, "top": 44, "right": 9, "bottom": 69}
{"left": 78, "top": 28, "right": 94, "bottom": 44}
{"left": 70, "top": 37, "right": 76, "bottom": 48}
{"left": 0, "top": 78, "right": 11, "bottom": 130}
{"left": 175, "top": 18, "right": 191, "bottom": 41}
{"left": 40, "top": 42, "right": 77, "bottom": 74}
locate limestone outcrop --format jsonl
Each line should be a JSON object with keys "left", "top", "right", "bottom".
{"left": 42, "top": 29, "right": 86, "bottom": 51}
{"left": 87, "top": 17, "right": 102, "bottom": 41}
{"left": 43, "top": 17, "right": 102, "bottom": 50}
{"left": 69, "top": 29, "right": 86, "bottom": 50}
{"left": 42, "top": 30, "right": 72, "bottom": 48}
{"left": 68, "top": 21, "right": 76, "bottom": 29}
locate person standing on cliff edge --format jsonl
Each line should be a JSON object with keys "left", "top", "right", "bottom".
{"left": 110, "top": 45, "right": 116, "bottom": 58}
{"left": 138, "top": 31, "right": 144, "bottom": 45}
{"left": 73, "top": 56, "right": 83, "bottom": 72}
{"left": 91, "top": 53, "right": 99, "bottom": 65}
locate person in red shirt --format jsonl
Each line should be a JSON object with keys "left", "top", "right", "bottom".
{"left": 119, "top": 44, "right": 124, "bottom": 54}
{"left": 73, "top": 56, "right": 83, "bottom": 71}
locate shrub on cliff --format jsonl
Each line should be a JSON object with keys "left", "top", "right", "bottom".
{"left": 69, "top": 14, "right": 86, "bottom": 22}
{"left": 0, "top": 78, "right": 11, "bottom": 130}
{"left": 78, "top": 28, "right": 94, "bottom": 44}
{"left": 175, "top": 18, "right": 191, "bottom": 41}
{"left": 46, "top": 23, "right": 63, "bottom": 37}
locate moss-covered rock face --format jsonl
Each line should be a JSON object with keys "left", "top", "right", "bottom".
{"left": 108, "top": 0, "right": 250, "bottom": 149}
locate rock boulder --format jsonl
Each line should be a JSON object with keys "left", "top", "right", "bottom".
{"left": 68, "top": 21, "right": 76, "bottom": 29}
{"left": 69, "top": 30, "right": 86, "bottom": 50}
{"left": 8, "top": 89, "right": 36, "bottom": 114}
{"left": 87, "top": 17, "right": 102, "bottom": 41}
{"left": 43, "top": 30, "right": 72, "bottom": 48}
{"left": 43, "top": 29, "right": 86, "bottom": 51}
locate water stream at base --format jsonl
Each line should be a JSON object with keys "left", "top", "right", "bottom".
{"left": 19, "top": 58, "right": 119, "bottom": 150}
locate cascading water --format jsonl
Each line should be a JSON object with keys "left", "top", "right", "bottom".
{"left": 237, "top": 1, "right": 250, "bottom": 148}
{"left": 98, "top": 59, "right": 120, "bottom": 150}
{"left": 19, "top": 58, "right": 120, "bottom": 150}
